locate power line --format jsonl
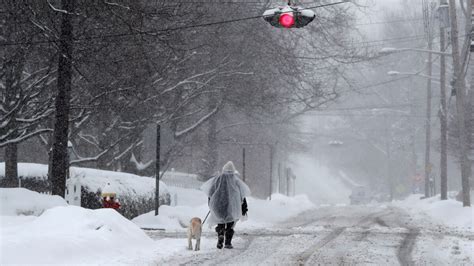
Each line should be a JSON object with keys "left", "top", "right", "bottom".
{"left": 0, "top": 1, "right": 349, "bottom": 47}
{"left": 303, "top": 112, "right": 438, "bottom": 118}
{"left": 355, "top": 17, "right": 425, "bottom": 26}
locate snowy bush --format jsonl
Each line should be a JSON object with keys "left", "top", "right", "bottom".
{"left": 118, "top": 192, "right": 170, "bottom": 219}
{"left": 0, "top": 176, "right": 51, "bottom": 193}
{"left": 80, "top": 188, "right": 170, "bottom": 219}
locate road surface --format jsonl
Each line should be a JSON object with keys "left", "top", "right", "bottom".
{"left": 146, "top": 205, "right": 473, "bottom": 265}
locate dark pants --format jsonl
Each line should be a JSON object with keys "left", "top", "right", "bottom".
{"left": 216, "top": 222, "right": 235, "bottom": 245}
{"left": 216, "top": 222, "right": 234, "bottom": 233}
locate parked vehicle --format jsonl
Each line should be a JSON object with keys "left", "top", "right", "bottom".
{"left": 349, "top": 186, "right": 371, "bottom": 205}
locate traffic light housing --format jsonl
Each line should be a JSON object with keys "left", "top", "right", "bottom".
{"left": 263, "top": 5, "right": 315, "bottom": 28}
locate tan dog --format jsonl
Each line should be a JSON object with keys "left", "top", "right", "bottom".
{"left": 187, "top": 217, "right": 202, "bottom": 251}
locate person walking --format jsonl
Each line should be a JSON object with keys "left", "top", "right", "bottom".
{"left": 201, "top": 161, "right": 250, "bottom": 249}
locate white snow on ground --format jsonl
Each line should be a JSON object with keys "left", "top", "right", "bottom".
{"left": 392, "top": 194, "right": 473, "bottom": 229}
{"left": 392, "top": 194, "right": 473, "bottom": 265}
{"left": 0, "top": 188, "right": 67, "bottom": 216}
{"left": 0, "top": 189, "right": 159, "bottom": 265}
{"left": 1, "top": 186, "right": 316, "bottom": 265}
{"left": 133, "top": 190, "right": 315, "bottom": 231}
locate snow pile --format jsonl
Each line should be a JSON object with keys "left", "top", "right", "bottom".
{"left": 168, "top": 186, "right": 208, "bottom": 207}
{"left": 0, "top": 188, "right": 67, "bottom": 216}
{"left": 133, "top": 187, "right": 209, "bottom": 229}
{"left": 1, "top": 206, "right": 156, "bottom": 265}
{"left": 133, "top": 204, "right": 210, "bottom": 230}
{"left": 240, "top": 193, "right": 315, "bottom": 229}
{"left": 393, "top": 194, "right": 473, "bottom": 229}
{"left": 133, "top": 188, "right": 315, "bottom": 231}
{"left": 0, "top": 188, "right": 162, "bottom": 265}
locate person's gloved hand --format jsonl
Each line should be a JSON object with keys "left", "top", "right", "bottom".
{"left": 241, "top": 198, "right": 248, "bottom": 216}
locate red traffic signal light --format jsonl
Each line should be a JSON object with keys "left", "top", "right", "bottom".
{"left": 279, "top": 12, "right": 295, "bottom": 28}
{"left": 263, "top": 5, "right": 315, "bottom": 28}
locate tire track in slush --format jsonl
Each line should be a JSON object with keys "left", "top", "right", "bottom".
{"left": 294, "top": 210, "right": 392, "bottom": 265}
{"left": 296, "top": 227, "right": 346, "bottom": 265}
{"left": 397, "top": 228, "right": 420, "bottom": 266}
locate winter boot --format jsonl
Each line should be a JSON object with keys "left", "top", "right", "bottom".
{"left": 224, "top": 228, "right": 234, "bottom": 249}
{"left": 216, "top": 226, "right": 225, "bottom": 249}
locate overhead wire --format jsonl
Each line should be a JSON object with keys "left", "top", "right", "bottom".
{"left": 0, "top": 1, "right": 349, "bottom": 47}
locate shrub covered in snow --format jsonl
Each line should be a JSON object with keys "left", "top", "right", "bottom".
{"left": 1, "top": 163, "right": 171, "bottom": 218}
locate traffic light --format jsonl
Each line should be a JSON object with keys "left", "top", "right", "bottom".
{"left": 263, "top": 5, "right": 315, "bottom": 28}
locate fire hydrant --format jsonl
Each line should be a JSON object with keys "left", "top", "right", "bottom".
{"left": 101, "top": 183, "right": 121, "bottom": 210}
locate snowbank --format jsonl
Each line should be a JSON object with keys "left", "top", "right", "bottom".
{"left": 392, "top": 194, "right": 473, "bottom": 229}
{"left": 0, "top": 188, "right": 162, "bottom": 265}
{"left": 1, "top": 205, "right": 156, "bottom": 265}
{"left": 133, "top": 189, "right": 315, "bottom": 231}
{"left": 241, "top": 194, "right": 315, "bottom": 229}
{"left": 168, "top": 186, "right": 208, "bottom": 207}
{"left": 132, "top": 187, "right": 209, "bottom": 230}
{"left": 0, "top": 188, "right": 67, "bottom": 216}
{"left": 133, "top": 204, "right": 210, "bottom": 230}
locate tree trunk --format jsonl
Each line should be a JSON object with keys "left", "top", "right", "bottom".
{"left": 424, "top": 40, "right": 433, "bottom": 198}
{"left": 206, "top": 116, "right": 218, "bottom": 176}
{"left": 3, "top": 44, "right": 23, "bottom": 186}
{"left": 439, "top": 23, "right": 448, "bottom": 200}
{"left": 448, "top": 0, "right": 471, "bottom": 206}
{"left": 5, "top": 143, "right": 18, "bottom": 186}
{"left": 50, "top": 0, "right": 75, "bottom": 197}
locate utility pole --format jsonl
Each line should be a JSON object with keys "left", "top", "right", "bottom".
{"left": 448, "top": 0, "right": 471, "bottom": 206}
{"left": 51, "top": 0, "right": 75, "bottom": 197}
{"left": 439, "top": 0, "right": 448, "bottom": 200}
{"left": 155, "top": 124, "right": 160, "bottom": 215}
{"left": 422, "top": 0, "right": 434, "bottom": 197}
{"left": 269, "top": 144, "right": 274, "bottom": 200}
{"left": 469, "top": 0, "right": 474, "bottom": 189}
{"left": 242, "top": 147, "right": 246, "bottom": 182}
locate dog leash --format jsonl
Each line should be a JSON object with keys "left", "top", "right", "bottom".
{"left": 202, "top": 210, "right": 211, "bottom": 224}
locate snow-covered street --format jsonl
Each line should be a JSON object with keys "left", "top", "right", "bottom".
{"left": 1, "top": 187, "right": 472, "bottom": 265}
{"left": 147, "top": 204, "right": 473, "bottom": 265}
